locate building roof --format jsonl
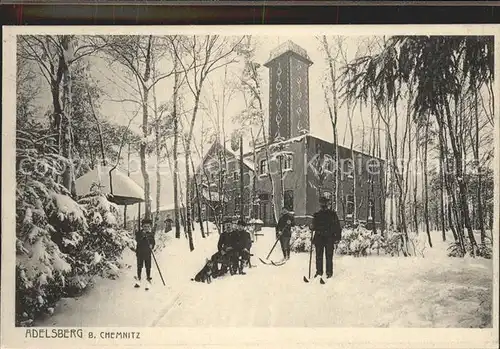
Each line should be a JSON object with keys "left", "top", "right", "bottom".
{"left": 264, "top": 40, "right": 313, "bottom": 66}
{"left": 198, "top": 139, "right": 255, "bottom": 172}
{"left": 243, "top": 132, "right": 385, "bottom": 162}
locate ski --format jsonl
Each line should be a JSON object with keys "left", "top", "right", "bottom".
{"left": 259, "top": 257, "right": 272, "bottom": 265}
{"left": 320, "top": 277, "right": 325, "bottom": 285}
{"left": 271, "top": 260, "right": 286, "bottom": 266}
{"left": 259, "top": 257, "right": 286, "bottom": 266}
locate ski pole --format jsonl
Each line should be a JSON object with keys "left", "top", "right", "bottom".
{"left": 150, "top": 248, "right": 166, "bottom": 286}
{"left": 307, "top": 231, "right": 315, "bottom": 280}
{"left": 266, "top": 235, "right": 281, "bottom": 260}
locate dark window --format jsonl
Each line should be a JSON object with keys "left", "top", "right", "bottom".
{"left": 233, "top": 171, "right": 240, "bottom": 181}
{"left": 284, "top": 190, "right": 294, "bottom": 211}
{"left": 324, "top": 155, "right": 334, "bottom": 172}
{"left": 234, "top": 194, "right": 241, "bottom": 214}
{"left": 346, "top": 194, "right": 354, "bottom": 217}
{"left": 283, "top": 154, "right": 293, "bottom": 170}
{"left": 259, "top": 193, "right": 270, "bottom": 201}
{"left": 259, "top": 159, "right": 268, "bottom": 174}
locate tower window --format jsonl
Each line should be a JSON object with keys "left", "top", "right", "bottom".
{"left": 233, "top": 171, "right": 240, "bottom": 181}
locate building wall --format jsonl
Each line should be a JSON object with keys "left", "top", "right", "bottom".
{"left": 289, "top": 54, "right": 311, "bottom": 138}
{"left": 268, "top": 54, "right": 291, "bottom": 143}
{"left": 305, "top": 135, "right": 385, "bottom": 227}
{"left": 253, "top": 136, "right": 308, "bottom": 225}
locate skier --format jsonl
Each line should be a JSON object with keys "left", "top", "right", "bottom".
{"left": 276, "top": 207, "right": 295, "bottom": 261}
{"left": 134, "top": 217, "right": 156, "bottom": 289}
{"left": 311, "top": 196, "right": 342, "bottom": 280}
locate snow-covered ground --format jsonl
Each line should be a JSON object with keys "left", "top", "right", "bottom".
{"left": 37, "top": 225, "right": 493, "bottom": 328}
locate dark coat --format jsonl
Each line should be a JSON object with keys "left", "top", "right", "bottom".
{"left": 276, "top": 213, "right": 295, "bottom": 237}
{"left": 217, "top": 231, "right": 234, "bottom": 252}
{"left": 233, "top": 229, "right": 252, "bottom": 251}
{"left": 135, "top": 229, "right": 155, "bottom": 255}
{"left": 312, "top": 209, "right": 342, "bottom": 242}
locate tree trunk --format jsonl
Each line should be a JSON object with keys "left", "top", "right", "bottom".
{"left": 190, "top": 157, "right": 205, "bottom": 238}
{"left": 173, "top": 70, "right": 181, "bottom": 239}
{"left": 250, "top": 131, "right": 258, "bottom": 219}
{"left": 439, "top": 139, "right": 446, "bottom": 241}
{"left": 413, "top": 124, "right": 419, "bottom": 234}
{"left": 473, "top": 88, "right": 486, "bottom": 244}
{"left": 443, "top": 98, "right": 477, "bottom": 255}
{"left": 140, "top": 86, "right": 151, "bottom": 218}
{"left": 185, "top": 147, "right": 195, "bottom": 251}
{"left": 141, "top": 36, "right": 153, "bottom": 218}
{"left": 155, "top": 123, "right": 161, "bottom": 222}
{"left": 239, "top": 136, "right": 245, "bottom": 220}
{"left": 423, "top": 120, "right": 432, "bottom": 247}
{"left": 60, "top": 36, "right": 75, "bottom": 196}
{"left": 348, "top": 100, "right": 357, "bottom": 223}
{"left": 124, "top": 142, "right": 131, "bottom": 229}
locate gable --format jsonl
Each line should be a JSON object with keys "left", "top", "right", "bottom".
{"left": 197, "top": 140, "right": 254, "bottom": 175}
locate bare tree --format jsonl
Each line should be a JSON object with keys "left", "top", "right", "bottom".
{"left": 98, "top": 35, "right": 178, "bottom": 218}
{"left": 170, "top": 35, "right": 244, "bottom": 251}
{"left": 18, "top": 35, "right": 106, "bottom": 194}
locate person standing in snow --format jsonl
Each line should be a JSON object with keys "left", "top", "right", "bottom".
{"left": 276, "top": 207, "right": 295, "bottom": 260}
{"left": 134, "top": 217, "right": 155, "bottom": 288}
{"left": 311, "top": 196, "right": 342, "bottom": 280}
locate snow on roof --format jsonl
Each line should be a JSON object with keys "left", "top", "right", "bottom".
{"left": 264, "top": 41, "right": 313, "bottom": 66}
{"left": 226, "top": 148, "right": 255, "bottom": 171}
{"left": 307, "top": 133, "right": 385, "bottom": 161}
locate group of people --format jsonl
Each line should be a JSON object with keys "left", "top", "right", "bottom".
{"left": 132, "top": 195, "right": 343, "bottom": 287}
{"left": 211, "top": 219, "right": 253, "bottom": 277}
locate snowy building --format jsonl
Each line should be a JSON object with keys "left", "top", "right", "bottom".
{"left": 193, "top": 41, "right": 385, "bottom": 227}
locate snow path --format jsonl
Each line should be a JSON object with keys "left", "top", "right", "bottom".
{"left": 38, "top": 228, "right": 493, "bottom": 328}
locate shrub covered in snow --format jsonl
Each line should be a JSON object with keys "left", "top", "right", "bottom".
{"left": 447, "top": 240, "right": 492, "bottom": 259}
{"left": 290, "top": 225, "right": 313, "bottom": 252}
{"left": 69, "top": 193, "right": 134, "bottom": 290}
{"left": 15, "top": 147, "right": 132, "bottom": 325}
{"left": 336, "top": 226, "right": 375, "bottom": 256}
{"left": 16, "top": 151, "right": 79, "bottom": 325}
{"left": 290, "top": 224, "right": 406, "bottom": 257}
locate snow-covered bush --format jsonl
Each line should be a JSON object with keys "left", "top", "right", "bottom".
{"left": 290, "top": 224, "right": 393, "bottom": 257}
{"left": 290, "top": 225, "right": 313, "bottom": 252}
{"left": 69, "top": 192, "right": 134, "bottom": 291}
{"left": 15, "top": 152, "right": 79, "bottom": 325}
{"left": 448, "top": 240, "right": 492, "bottom": 259}
{"left": 16, "top": 131, "right": 133, "bottom": 325}
{"left": 383, "top": 229, "right": 407, "bottom": 256}
{"left": 336, "top": 226, "right": 374, "bottom": 256}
